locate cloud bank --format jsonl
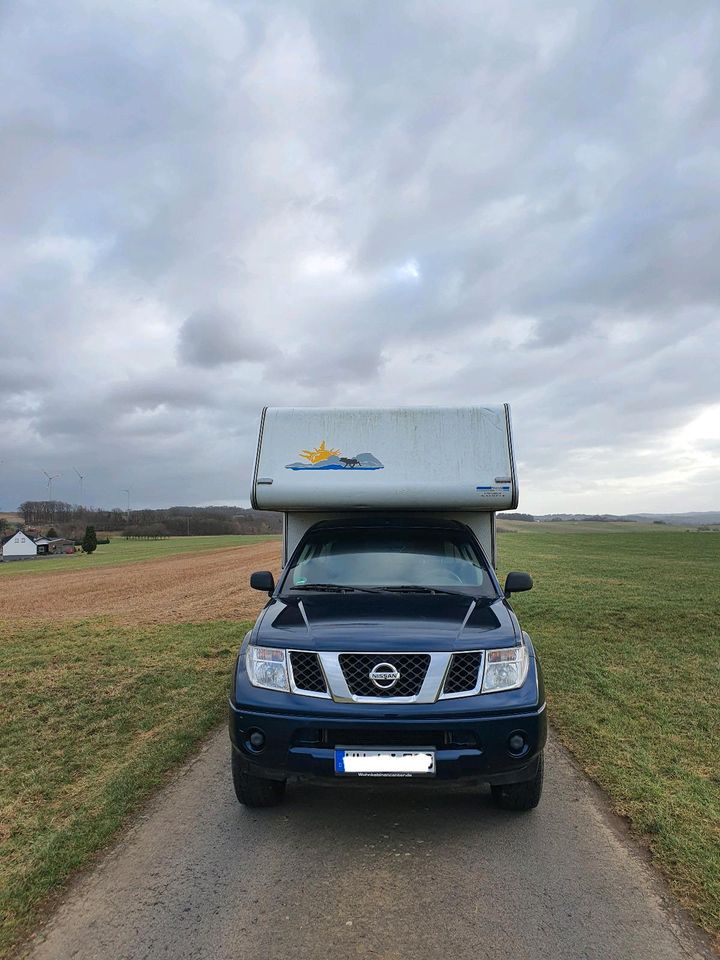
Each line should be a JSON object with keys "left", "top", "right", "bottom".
{"left": 1, "top": 0, "right": 718, "bottom": 513}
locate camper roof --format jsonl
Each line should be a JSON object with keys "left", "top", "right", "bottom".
{"left": 251, "top": 405, "right": 518, "bottom": 513}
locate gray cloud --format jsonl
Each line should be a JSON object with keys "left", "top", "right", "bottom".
{"left": 177, "top": 310, "right": 268, "bottom": 368}
{"left": 109, "top": 376, "right": 216, "bottom": 412}
{"left": 0, "top": 0, "right": 718, "bottom": 514}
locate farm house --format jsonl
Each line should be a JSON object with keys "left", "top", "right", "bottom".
{"left": 1, "top": 530, "right": 38, "bottom": 560}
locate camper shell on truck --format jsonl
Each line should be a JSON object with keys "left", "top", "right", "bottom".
{"left": 229, "top": 406, "right": 546, "bottom": 809}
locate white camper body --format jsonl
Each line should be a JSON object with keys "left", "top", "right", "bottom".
{"left": 251, "top": 405, "right": 518, "bottom": 566}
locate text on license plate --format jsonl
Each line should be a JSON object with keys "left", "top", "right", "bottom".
{"left": 335, "top": 748, "right": 436, "bottom": 776}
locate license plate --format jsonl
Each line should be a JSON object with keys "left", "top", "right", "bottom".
{"left": 335, "top": 748, "right": 436, "bottom": 777}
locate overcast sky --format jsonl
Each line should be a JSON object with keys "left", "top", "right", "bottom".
{"left": 1, "top": 0, "right": 719, "bottom": 515}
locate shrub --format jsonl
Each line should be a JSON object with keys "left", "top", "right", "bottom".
{"left": 82, "top": 525, "right": 98, "bottom": 554}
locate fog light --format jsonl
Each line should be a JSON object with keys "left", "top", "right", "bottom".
{"left": 248, "top": 729, "right": 265, "bottom": 751}
{"left": 508, "top": 733, "right": 526, "bottom": 754}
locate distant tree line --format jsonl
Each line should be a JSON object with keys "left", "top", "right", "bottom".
{"left": 497, "top": 513, "right": 645, "bottom": 523}
{"left": 547, "top": 514, "right": 629, "bottom": 522}
{"left": 19, "top": 501, "right": 88, "bottom": 524}
{"left": 17, "top": 502, "right": 282, "bottom": 538}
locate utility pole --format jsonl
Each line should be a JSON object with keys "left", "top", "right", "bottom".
{"left": 122, "top": 488, "right": 131, "bottom": 523}
{"left": 186, "top": 516, "right": 191, "bottom": 537}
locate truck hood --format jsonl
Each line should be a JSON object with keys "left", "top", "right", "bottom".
{"left": 253, "top": 593, "right": 520, "bottom": 652}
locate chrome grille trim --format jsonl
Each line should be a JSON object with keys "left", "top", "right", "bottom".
{"left": 319, "top": 651, "right": 453, "bottom": 704}
{"left": 286, "top": 650, "right": 486, "bottom": 703}
{"left": 287, "top": 650, "right": 331, "bottom": 700}
{"left": 289, "top": 651, "right": 328, "bottom": 694}
{"left": 439, "top": 651, "right": 485, "bottom": 699}
{"left": 339, "top": 653, "right": 431, "bottom": 698}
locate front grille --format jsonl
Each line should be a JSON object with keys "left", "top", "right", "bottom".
{"left": 339, "top": 653, "right": 431, "bottom": 698}
{"left": 443, "top": 651, "right": 483, "bottom": 694}
{"left": 289, "top": 651, "right": 327, "bottom": 693}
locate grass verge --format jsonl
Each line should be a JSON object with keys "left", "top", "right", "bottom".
{"left": 497, "top": 528, "right": 720, "bottom": 942}
{"left": 0, "top": 617, "right": 248, "bottom": 957}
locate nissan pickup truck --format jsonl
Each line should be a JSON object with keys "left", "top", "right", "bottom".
{"left": 229, "top": 515, "right": 546, "bottom": 810}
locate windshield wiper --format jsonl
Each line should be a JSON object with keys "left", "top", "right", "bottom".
{"left": 382, "top": 585, "right": 500, "bottom": 599}
{"left": 289, "top": 583, "right": 387, "bottom": 594}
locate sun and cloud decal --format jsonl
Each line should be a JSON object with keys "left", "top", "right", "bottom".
{"left": 286, "top": 441, "right": 384, "bottom": 471}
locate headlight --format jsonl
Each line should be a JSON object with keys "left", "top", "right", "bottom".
{"left": 246, "top": 645, "right": 289, "bottom": 692}
{"left": 481, "top": 645, "right": 529, "bottom": 693}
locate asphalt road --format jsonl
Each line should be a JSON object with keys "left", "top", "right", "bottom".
{"left": 28, "top": 731, "right": 714, "bottom": 960}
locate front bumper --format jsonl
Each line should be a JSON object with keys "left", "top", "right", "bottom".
{"left": 229, "top": 692, "right": 547, "bottom": 786}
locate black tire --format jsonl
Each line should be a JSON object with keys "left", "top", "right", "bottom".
{"left": 491, "top": 751, "right": 544, "bottom": 811}
{"left": 231, "top": 751, "right": 286, "bottom": 807}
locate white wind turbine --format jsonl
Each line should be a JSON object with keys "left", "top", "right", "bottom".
{"left": 43, "top": 470, "right": 60, "bottom": 521}
{"left": 73, "top": 467, "right": 84, "bottom": 505}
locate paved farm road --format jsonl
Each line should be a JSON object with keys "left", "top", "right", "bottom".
{"left": 29, "top": 732, "right": 713, "bottom": 960}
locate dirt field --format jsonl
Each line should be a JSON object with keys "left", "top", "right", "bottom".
{"left": 0, "top": 541, "right": 282, "bottom": 624}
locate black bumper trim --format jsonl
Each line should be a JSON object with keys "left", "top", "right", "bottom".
{"left": 229, "top": 701, "right": 547, "bottom": 784}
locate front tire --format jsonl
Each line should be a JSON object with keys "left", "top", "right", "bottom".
{"left": 491, "top": 751, "right": 544, "bottom": 811}
{"left": 231, "top": 750, "right": 286, "bottom": 807}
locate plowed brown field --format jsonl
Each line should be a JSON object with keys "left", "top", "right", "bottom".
{"left": 0, "top": 541, "right": 282, "bottom": 625}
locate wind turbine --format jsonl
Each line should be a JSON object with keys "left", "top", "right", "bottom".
{"left": 43, "top": 470, "right": 59, "bottom": 501}
{"left": 73, "top": 467, "right": 84, "bottom": 505}
{"left": 43, "top": 470, "right": 60, "bottom": 521}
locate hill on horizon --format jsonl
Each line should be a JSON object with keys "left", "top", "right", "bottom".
{"left": 525, "top": 511, "right": 720, "bottom": 527}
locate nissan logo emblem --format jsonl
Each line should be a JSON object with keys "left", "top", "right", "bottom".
{"left": 369, "top": 661, "right": 401, "bottom": 689}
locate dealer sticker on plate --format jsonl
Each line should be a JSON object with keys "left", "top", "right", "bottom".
{"left": 335, "top": 748, "right": 436, "bottom": 777}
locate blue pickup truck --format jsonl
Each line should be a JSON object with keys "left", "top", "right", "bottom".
{"left": 229, "top": 406, "right": 546, "bottom": 810}
{"left": 229, "top": 513, "right": 545, "bottom": 810}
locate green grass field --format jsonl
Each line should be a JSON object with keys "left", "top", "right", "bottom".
{"left": 0, "top": 534, "right": 279, "bottom": 577}
{"left": 0, "top": 525, "right": 718, "bottom": 955}
{"left": 497, "top": 526, "right": 720, "bottom": 940}
{"left": 0, "top": 618, "right": 249, "bottom": 957}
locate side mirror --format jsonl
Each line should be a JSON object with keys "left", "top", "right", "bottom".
{"left": 250, "top": 570, "right": 275, "bottom": 595}
{"left": 504, "top": 571, "right": 533, "bottom": 596}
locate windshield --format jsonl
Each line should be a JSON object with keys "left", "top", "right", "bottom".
{"left": 282, "top": 527, "right": 497, "bottom": 595}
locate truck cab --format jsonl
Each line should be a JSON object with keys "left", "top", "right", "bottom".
{"left": 229, "top": 406, "right": 546, "bottom": 809}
